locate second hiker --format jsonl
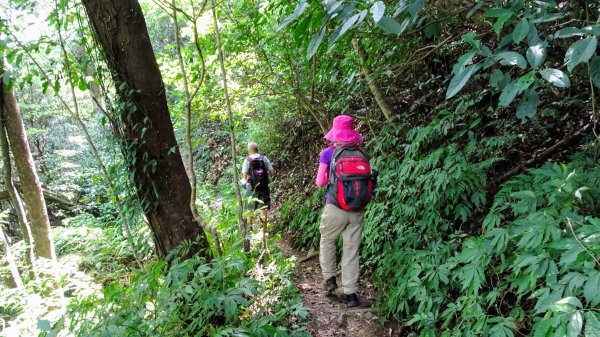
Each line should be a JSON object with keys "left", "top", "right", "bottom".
{"left": 241, "top": 142, "right": 274, "bottom": 230}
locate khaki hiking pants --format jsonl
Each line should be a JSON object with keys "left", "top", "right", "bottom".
{"left": 319, "top": 204, "right": 364, "bottom": 295}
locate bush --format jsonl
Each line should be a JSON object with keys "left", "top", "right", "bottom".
{"left": 281, "top": 189, "right": 324, "bottom": 249}
{"left": 50, "top": 244, "right": 310, "bottom": 337}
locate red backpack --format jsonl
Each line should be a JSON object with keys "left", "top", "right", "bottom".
{"left": 327, "top": 146, "right": 376, "bottom": 211}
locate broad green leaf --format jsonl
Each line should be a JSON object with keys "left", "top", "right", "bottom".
{"left": 531, "top": 12, "right": 565, "bottom": 23}
{"left": 512, "top": 18, "right": 529, "bottom": 44}
{"left": 560, "top": 245, "right": 584, "bottom": 265}
{"left": 555, "top": 27, "right": 587, "bottom": 39}
{"left": 526, "top": 44, "right": 546, "bottom": 68}
{"left": 1, "top": 68, "right": 15, "bottom": 91}
{"left": 490, "top": 69, "right": 509, "bottom": 90}
{"left": 377, "top": 16, "right": 407, "bottom": 35}
{"left": 328, "top": 12, "right": 360, "bottom": 45}
{"left": 424, "top": 22, "right": 442, "bottom": 39}
{"left": 516, "top": 88, "right": 538, "bottom": 119}
{"left": 370, "top": 1, "right": 385, "bottom": 23}
{"left": 77, "top": 78, "right": 88, "bottom": 91}
{"left": 337, "top": 3, "right": 357, "bottom": 20}
{"left": 484, "top": 8, "right": 514, "bottom": 34}
{"left": 532, "top": 319, "right": 553, "bottom": 337}
{"left": 494, "top": 13, "right": 513, "bottom": 35}
{"left": 565, "top": 36, "right": 598, "bottom": 72}
{"left": 307, "top": 26, "right": 326, "bottom": 60}
{"left": 462, "top": 31, "right": 485, "bottom": 52}
{"left": 496, "top": 51, "right": 527, "bottom": 69}
{"left": 567, "top": 312, "right": 583, "bottom": 337}
{"left": 583, "top": 24, "right": 600, "bottom": 36}
{"left": 556, "top": 297, "right": 583, "bottom": 308}
{"left": 409, "top": 0, "right": 424, "bottom": 16}
{"left": 485, "top": 8, "right": 514, "bottom": 18}
{"left": 584, "top": 272, "right": 600, "bottom": 307}
{"left": 452, "top": 51, "right": 476, "bottom": 75}
{"left": 446, "top": 63, "right": 482, "bottom": 99}
{"left": 499, "top": 83, "right": 519, "bottom": 107}
{"left": 539, "top": 68, "right": 571, "bottom": 88}
{"left": 277, "top": 0, "right": 308, "bottom": 31}
{"left": 516, "top": 70, "right": 536, "bottom": 93}
{"left": 528, "top": 21, "right": 540, "bottom": 45}
{"left": 590, "top": 56, "right": 600, "bottom": 88}
{"left": 467, "top": 1, "right": 485, "bottom": 18}
{"left": 585, "top": 312, "right": 600, "bottom": 337}
{"left": 324, "top": 0, "right": 343, "bottom": 14}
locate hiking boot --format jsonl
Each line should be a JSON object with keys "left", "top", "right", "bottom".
{"left": 325, "top": 276, "right": 338, "bottom": 293}
{"left": 345, "top": 293, "right": 359, "bottom": 308}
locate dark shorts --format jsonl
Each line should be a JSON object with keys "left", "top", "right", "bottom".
{"left": 247, "top": 187, "right": 271, "bottom": 211}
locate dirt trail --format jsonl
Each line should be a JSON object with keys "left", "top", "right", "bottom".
{"left": 279, "top": 238, "right": 397, "bottom": 337}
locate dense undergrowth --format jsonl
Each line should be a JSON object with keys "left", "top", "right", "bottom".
{"left": 1, "top": 197, "right": 309, "bottom": 337}
{"left": 55, "top": 247, "right": 309, "bottom": 337}
{"left": 283, "top": 106, "right": 600, "bottom": 335}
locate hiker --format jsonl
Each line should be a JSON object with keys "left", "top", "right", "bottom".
{"left": 241, "top": 142, "right": 274, "bottom": 230}
{"left": 316, "top": 115, "right": 376, "bottom": 308}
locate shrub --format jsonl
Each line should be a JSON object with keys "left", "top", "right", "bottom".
{"left": 48, "top": 244, "right": 310, "bottom": 337}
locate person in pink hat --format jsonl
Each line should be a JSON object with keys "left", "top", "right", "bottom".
{"left": 316, "top": 115, "right": 376, "bottom": 308}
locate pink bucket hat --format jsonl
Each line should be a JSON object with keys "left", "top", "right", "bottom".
{"left": 324, "top": 115, "right": 363, "bottom": 143}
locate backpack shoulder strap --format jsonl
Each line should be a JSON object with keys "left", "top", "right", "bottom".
{"left": 329, "top": 147, "right": 346, "bottom": 183}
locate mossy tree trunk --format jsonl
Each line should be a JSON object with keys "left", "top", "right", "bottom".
{"left": 81, "top": 0, "right": 210, "bottom": 259}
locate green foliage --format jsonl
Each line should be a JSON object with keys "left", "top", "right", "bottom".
{"left": 447, "top": 1, "right": 600, "bottom": 118}
{"left": 56, "top": 248, "right": 310, "bottom": 337}
{"left": 53, "top": 213, "right": 153, "bottom": 281}
{"left": 364, "top": 122, "right": 600, "bottom": 335}
{"left": 281, "top": 189, "right": 324, "bottom": 249}
{"left": 284, "top": 92, "right": 600, "bottom": 334}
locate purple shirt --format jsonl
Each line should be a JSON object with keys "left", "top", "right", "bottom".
{"left": 319, "top": 146, "right": 335, "bottom": 204}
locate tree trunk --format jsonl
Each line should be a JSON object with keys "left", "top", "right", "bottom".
{"left": 81, "top": 0, "right": 209, "bottom": 259}
{"left": 1, "top": 62, "right": 57, "bottom": 262}
{"left": 0, "top": 224, "right": 23, "bottom": 288}
{"left": 0, "top": 98, "right": 35, "bottom": 278}
{"left": 0, "top": 187, "right": 75, "bottom": 211}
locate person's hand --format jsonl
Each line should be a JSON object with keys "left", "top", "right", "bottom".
{"left": 240, "top": 178, "right": 248, "bottom": 188}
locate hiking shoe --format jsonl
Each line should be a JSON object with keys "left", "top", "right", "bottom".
{"left": 345, "top": 293, "right": 359, "bottom": 308}
{"left": 325, "top": 276, "right": 338, "bottom": 293}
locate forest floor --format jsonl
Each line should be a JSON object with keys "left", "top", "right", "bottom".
{"left": 278, "top": 237, "right": 400, "bottom": 337}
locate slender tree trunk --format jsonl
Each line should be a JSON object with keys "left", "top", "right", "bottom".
{"left": 1, "top": 61, "right": 56, "bottom": 262}
{"left": 0, "top": 224, "right": 23, "bottom": 288}
{"left": 211, "top": 0, "right": 249, "bottom": 252}
{"left": 354, "top": 38, "right": 409, "bottom": 138}
{"left": 354, "top": 38, "right": 394, "bottom": 120}
{"left": 81, "top": 0, "right": 209, "bottom": 259}
{"left": 0, "top": 101, "right": 35, "bottom": 278}
{"left": 171, "top": 3, "right": 222, "bottom": 256}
